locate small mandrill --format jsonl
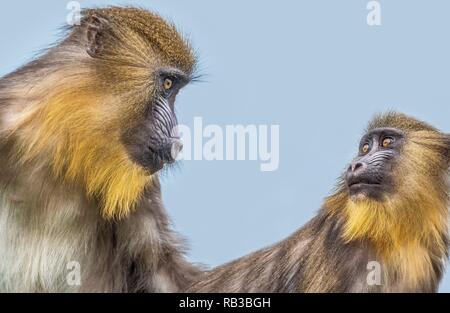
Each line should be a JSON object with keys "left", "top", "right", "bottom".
{"left": 188, "top": 112, "right": 450, "bottom": 293}
{"left": 0, "top": 7, "right": 201, "bottom": 292}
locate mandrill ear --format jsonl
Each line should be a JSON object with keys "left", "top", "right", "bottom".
{"left": 82, "top": 14, "right": 111, "bottom": 58}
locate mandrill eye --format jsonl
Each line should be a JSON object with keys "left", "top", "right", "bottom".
{"left": 382, "top": 137, "right": 394, "bottom": 148}
{"left": 163, "top": 77, "right": 174, "bottom": 90}
{"left": 362, "top": 143, "right": 370, "bottom": 154}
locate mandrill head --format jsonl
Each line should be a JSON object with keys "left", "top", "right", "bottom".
{"left": 5, "top": 7, "right": 197, "bottom": 219}
{"left": 327, "top": 112, "right": 450, "bottom": 253}
{"left": 79, "top": 7, "right": 195, "bottom": 174}
{"left": 345, "top": 113, "right": 450, "bottom": 201}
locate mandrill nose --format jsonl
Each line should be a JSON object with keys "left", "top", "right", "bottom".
{"left": 349, "top": 161, "right": 366, "bottom": 173}
{"left": 169, "top": 139, "right": 183, "bottom": 162}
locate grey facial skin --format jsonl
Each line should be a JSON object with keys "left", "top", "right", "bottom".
{"left": 346, "top": 127, "right": 404, "bottom": 200}
{"left": 123, "top": 68, "right": 189, "bottom": 174}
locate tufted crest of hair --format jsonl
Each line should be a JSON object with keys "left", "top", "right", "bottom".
{"left": 326, "top": 112, "right": 449, "bottom": 274}
{"left": 0, "top": 7, "right": 196, "bottom": 219}
{"left": 80, "top": 7, "right": 196, "bottom": 72}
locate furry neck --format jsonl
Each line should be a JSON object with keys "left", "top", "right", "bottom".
{"left": 325, "top": 188, "right": 449, "bottom": 288}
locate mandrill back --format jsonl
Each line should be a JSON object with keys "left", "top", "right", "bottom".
{"left": 0, "top": 7, "right": 201, "bottom": 292}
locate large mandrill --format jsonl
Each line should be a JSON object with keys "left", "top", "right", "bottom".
{"left": 0, "top": 7, "right": 201, "bottom": 292}
{"left": 188, "top": 112, "right": 450, "bottom": 293}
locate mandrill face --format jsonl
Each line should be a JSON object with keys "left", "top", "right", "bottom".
{"left": 345, "top": 127, "right": 405, "bottom": 200}
{"left": 75, "top": 7, "right": 197, "bottom": 176}
{"left": 122, "top": 67, "right": 190, "bottom": 174}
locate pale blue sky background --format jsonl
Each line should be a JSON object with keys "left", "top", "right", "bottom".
{"left": 1, "top": 0, "right": 450, "bottom": 292}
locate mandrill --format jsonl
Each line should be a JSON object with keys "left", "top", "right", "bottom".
{"left": 188, "top": 112, "right": 450, "bottom": 293}
{"left": 0, "top": 7, "right": 201, "bottom": 292}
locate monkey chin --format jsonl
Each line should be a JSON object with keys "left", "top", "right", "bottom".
{"left": 348, "top": 183, "right": 385, "bottom": 202}
{"left": 145, "top": 154, "right": 179, "bottom": 175}
{"left": 149, "top": 162, "right": 165, "bottom": 175}
{"left": 136, "top": 139, "right": 183, "bottom": 175}
{"left": 349, "top": 189, "right": 389, "bottom": 208}
{"left": 349, "top": 191, "right": 381, "bottom": 204}
{"left": 350, "top": 193, "right": 370, "bottom": 202}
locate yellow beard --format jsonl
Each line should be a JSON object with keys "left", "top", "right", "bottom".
{"left": 341, "top": 197, "right": 446, "bottom": 288}
{"left": 10, "top": 81, "right": 151, "bottom": 220}
{"left": 341, "top": 197, "right": 446, "bottom": 255}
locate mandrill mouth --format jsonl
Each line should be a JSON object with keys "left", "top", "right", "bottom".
{"left": 347, "top": 176, "right": 382, "bottom": 189}
{"left": 346, "top": 174, "right": 385, "bottom": 199}
{"left": 146, "top": 138, "right": 184, "bottom": 172}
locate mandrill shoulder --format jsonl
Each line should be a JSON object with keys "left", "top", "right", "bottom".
{"left": 295, "top": 211, "right": 376, "bottom": 292}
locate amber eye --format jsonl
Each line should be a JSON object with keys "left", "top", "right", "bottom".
{"left": 362, "top": 144, "right": 370, "bottom": 154}
{"left": 163, "top": 78, "right": 173, "bottom": 90}
{"left": 382, "top": 137, "right": 393, "bottom": 148}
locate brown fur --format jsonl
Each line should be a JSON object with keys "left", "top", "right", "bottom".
{"left": 0, "top": 7, "right": 200, "bottom": 292}
{"left": 187, "top": 112, "right": 450, "bottom": 293}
